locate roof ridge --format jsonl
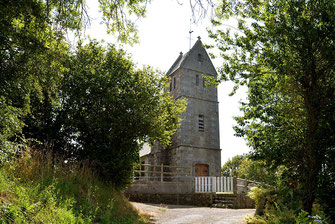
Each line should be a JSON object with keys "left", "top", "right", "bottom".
{"left": 166, "top": 36, "right": 213, "bottom": 76}
{"left": 166, "top": 52, "right": 183, "bottom": 75}
{"left": 180, "top": 37, "right": 202, "bottom": 68}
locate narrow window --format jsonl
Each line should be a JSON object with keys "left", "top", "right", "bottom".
{"left": 169, "top": 80, "right": 172, "bottom": 91}
{"left": 198, "top": 115, "right": 204, "bottom": 132}
{"left": 196, "top": 74, "right": 199, "bottom": 86}
{"left": 173, "top": 77, "right": 176, "bottom": 89}
{"left": 198, "top": 54, "right": 203, "bottom": 62}
{"left": 203, "top": 77, "right": 206, "bottom": 87}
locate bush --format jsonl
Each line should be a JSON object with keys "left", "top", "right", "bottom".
{"left": 246, "top": 186, "right": 328, "bottom": 224}
{"left": 0, "top": 149, "right": 149, "bottom": 223}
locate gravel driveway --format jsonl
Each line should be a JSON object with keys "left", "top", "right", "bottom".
{"left": 131, "top": 202, "right": 255, "bottom": 224}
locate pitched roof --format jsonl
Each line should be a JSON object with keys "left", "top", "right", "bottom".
{"left": 166, "top": 51, "right": 184, "bottom": 75}
{"left": 166, "top": 36, "right": 217, "bottom": 76}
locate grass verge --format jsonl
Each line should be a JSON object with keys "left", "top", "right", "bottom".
{"left": 0, "top": 150, "right": 149, "bottom": 223}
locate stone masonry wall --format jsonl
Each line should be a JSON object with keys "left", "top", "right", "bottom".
{"left": 171, "top": 146, "right": 221, "bottom": 177}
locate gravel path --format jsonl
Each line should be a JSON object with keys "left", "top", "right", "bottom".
{"left": 131, "top": 202, "right": 255, "bottom": 224}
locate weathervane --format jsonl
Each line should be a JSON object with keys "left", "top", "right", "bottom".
{"left": 188, "top": 18, "right": 193, "bottom": 50}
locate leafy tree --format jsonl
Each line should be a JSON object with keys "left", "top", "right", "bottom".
{"left": 0, "top": 0, "right": 72, "bottom": 160}
{"left": 1, "top": 1, "right": 186, "bottom": 188}
{"left": 222, "top": 155, "right": 278, "bottom": 185}
{"left": 210, "top": 0, "right": 335, "bottom": 215}
{"left": 0, "top": 0, "right": 150, "bottom": 158}
{"left": 24, "top": 41, "right": 185, "bottom": 186}
{"left": 238, "top": 157, "right": 279, "bottom": 185}
{"left": 221, "top": 155, "right": 244, "bottom": 177}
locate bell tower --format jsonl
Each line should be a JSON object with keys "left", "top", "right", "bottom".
{"left": 163, "top": 36, "right": 221, "bottom": 177}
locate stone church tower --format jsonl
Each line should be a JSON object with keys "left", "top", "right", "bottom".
{"left": 150, "top": 37, "right": 221, "bottom": 177}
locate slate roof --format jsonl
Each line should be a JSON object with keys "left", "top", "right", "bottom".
{"left": 166, "top": 36, "right": 217, "bottom": 76}
{"left": 166, "top": 51, "right": 185, "bottom": 76}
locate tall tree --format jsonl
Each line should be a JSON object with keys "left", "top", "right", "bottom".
{"left": 0, "top": 0, "right": 149, "bottom": 158}
{"left": 51, "top": 41, "right": 185, "bottom": 186}
{"left": 209, "top": 0, "right": 335, "bottom": 215}
{"left": 1, "top": 1, "right": 186, "bottom": 187}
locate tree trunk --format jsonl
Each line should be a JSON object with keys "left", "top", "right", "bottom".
{"left": 303, "top": 163, "right": 317, "bottom": 213}
{"left": 302, "top": 80, "right": 320, "bottom": 214}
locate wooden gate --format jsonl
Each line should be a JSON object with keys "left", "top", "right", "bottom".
{"left": 194, "top": 177, "right": 234, "bottom": 193}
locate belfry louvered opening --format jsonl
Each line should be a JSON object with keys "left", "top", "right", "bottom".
{"left": 198, "top": 115, "right": 204, "bottom": 132}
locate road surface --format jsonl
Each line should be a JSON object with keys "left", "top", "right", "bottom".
{"left": 131, "top": 202, "right": 255, "bottom": 224}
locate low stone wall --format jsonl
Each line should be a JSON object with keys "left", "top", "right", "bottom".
{"left": 126, "top": 191, "right": 255, "bottom": 208}
{"left": 126, "top": 192, "right": 213, "bottom": 207}
{"left": 126, "top": 181, "right": 255, "bottom": 208}
{"left": 126, "top": 181, "right": 193, "bottom": 194}
{"left": 234, "top": 194, "right": 255, "bottom": 209}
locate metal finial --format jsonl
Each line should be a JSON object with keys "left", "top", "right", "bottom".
{"left": 188, "top": 19, "right": 193, "bottom": 50}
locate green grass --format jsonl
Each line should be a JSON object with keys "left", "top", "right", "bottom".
{"left": 0, "top": 150, "right": 149, "bottom": 223}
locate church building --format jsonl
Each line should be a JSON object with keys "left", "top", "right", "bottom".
{"left": 143, "top": 37, "right": 221, "bottom": 177}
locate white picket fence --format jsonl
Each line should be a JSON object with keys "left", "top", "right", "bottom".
{"left": 194, "top": 176, "right": 234, "bottom": 193}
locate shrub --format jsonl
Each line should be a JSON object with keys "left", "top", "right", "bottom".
{"left": 0, "top": 149, "right": 149, "bottom": 223}
{"left": 246, "top": 186, "right": 329, "bottom": 224}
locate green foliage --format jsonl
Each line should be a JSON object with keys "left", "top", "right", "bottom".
{"left": 0, "top": 97, "right": 26, "bottom": 164}
{"left": 0, "top": 150, "right": 149, "bottom": 223}
{"left": 221, "top": 155, "right": 278, "bottom": 185}
{"left": 98, "top": 0, "right": 150, "bottom": 45}
{"left": 0, "top": 0, "right": 71, "bottom": 160}
{"left": 210, "top": 0, "right": 335, "bottom": 216}
{"left": 238, "top": 159, "right": 277, "bottom": 185}
{"left": 295, "top": 210, "right": 327, "bottom": 224}
{"left": 0, "top": 0, "right": 152, "bottom": 156}
{"left": 47, "top": 41, "right": 185, "bottom": 187}
{"left": 1, "top": 0, "right": 185, "bottom": 188}
{"left": 247, "top": 186, "right": 299, "bottom": 224}
{"left": 246, "top": 186, "right": 328, "bottom": 224}
{"left": 221, "top": 155, "right": 244, "bottom": 177}
{"left": 245, "top": 214, "right": 267, "bottom": 224}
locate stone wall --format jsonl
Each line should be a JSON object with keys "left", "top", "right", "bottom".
{"left": 170, "top": 146, "right": 221, "bottom": 177}
{"left": 126, "top": 192, "right": 213, "bottom": 207}
{"left": 126, "top": 181, "right": 193, "bottom": 194}
{"left": 234, "top": 194, "right": 256, "bottom": 209}
{"left": 126, "top": 191, "right": 255, "bottom": 209}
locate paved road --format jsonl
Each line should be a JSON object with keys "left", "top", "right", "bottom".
{"left": 131, "top": 202, "right": 255, "bottom": 224}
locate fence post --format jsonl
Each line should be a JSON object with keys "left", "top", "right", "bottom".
{"left": 161, "top": 164, "right": 163, "bottom": 182}
{"left": 213, "top": 177, "right": 216, "bottom": 192}
{"left": 224, "top": 177, "right": 227, "bottom": 192}
{"left": 220, "top": 177, "right": 224, "bottom": 192}
{"left": 233, "top": 177, "right": 237, "bottom": 194}
{"left": 203, "top": 177, "right": 205, "bottom": 192}
{"left": 190, "top": 166, "right": 193, "bottom": 183}
{"left": 244, "top": 179, "right": 248, "bottom": 194}
{"left": 230, "top": 177, "right": 234, "bottom": 192}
